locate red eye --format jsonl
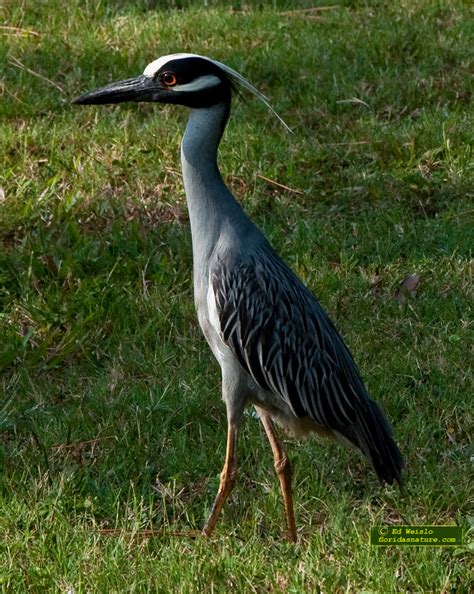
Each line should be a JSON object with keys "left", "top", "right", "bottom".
{"left": 161, "top": 72, "right": 178, "bottom": 87}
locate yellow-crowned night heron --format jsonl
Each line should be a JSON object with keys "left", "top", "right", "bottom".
{"left": 74, "top": 53, "right": 404, "bottom": 542}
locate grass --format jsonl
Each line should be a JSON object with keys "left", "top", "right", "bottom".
{"left": 1, "top": 0, "right": 473, "bottom": 591}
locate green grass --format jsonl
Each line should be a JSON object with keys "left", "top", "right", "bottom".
{"left": 1, "top": 0, "right": 473, "bottom": 591}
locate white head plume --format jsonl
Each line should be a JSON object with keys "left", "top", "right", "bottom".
{"left": 144, "top": 53, "right": 292, "bottom": 133}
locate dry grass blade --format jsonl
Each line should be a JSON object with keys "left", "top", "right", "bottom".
{"left": 50, "top": 436, "right": 116, "bottom": 451}
{"left": 444, "top": 208, "right": 474, "bottom": 220}
{"left": 257, "top": 174, "right": 304, "bottom": 195}
{"left": 0, "top": 25, "right": 40, "bottom": 36}
{"left": 337, "top": 97, "right": 371, "bottom": 108}
{"left": 9, "top": 56, "right": 65, "bottom": 94}
{"left": 324, "top": 140, "right": 383, "bottom": 147}
{"left": 97, "top": 528, "right": 201, "bottom": 539}
{"left": 279, "top": 6, "right": 339, "bottom": 16}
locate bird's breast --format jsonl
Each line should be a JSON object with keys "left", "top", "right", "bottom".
{"left": 202, "top": 282, "right": 232, "bottom": 367}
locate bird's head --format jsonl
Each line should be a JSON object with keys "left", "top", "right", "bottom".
{"left": 73, "top": 53, "right": 291, "bottom": 131}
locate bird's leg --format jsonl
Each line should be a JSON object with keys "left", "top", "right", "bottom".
{"left": 257, "top": 409, "right": 297, "bottom": 543}
{"left": 202, "top": 421, "right": 238, "bottom": 538}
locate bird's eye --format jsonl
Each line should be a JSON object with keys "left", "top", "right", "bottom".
{"left": 160, "top": 72, "right": 178, "bottom": 87}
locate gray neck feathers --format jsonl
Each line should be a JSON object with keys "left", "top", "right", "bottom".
{"left": 181, "top": 104, "right": 254, "bottom": 291}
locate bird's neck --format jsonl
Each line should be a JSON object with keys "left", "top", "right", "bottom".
{"left": 181, "top": 103, "right": 253, "bottom": 291}
{"left": 181, "top": 102, "right": 229, "bottom": 168}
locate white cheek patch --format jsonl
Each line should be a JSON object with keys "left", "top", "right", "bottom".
{"left": 173, "top": 75, "right": 221, "bottom": 92}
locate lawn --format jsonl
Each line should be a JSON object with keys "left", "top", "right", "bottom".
{"left": 1, "top": 0, "right": 473, "bottom": 591}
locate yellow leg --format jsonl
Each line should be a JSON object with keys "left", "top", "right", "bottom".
{"left": 259, "top": 411, "right": 297, "bottom": 543}
{"left": 202, "top": 422, "right": 238, "bottom": 538}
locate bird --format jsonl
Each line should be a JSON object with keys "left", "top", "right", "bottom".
{"left": 73, "top": 53, "right": 404, "bottom": 542}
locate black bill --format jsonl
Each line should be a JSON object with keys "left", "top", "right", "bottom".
{"left": 73, "top": 75, "right": 162, "bottom": 105}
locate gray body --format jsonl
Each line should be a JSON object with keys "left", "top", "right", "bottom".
{"left": 183, "top": 104, "right": 357, "bottom": 441}
{"left": 183, "top": 105, "right": 273, "bottom": 425}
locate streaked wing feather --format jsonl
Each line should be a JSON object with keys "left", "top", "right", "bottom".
{"left": 211, "top": 245, "right": 367, "bottom": 430}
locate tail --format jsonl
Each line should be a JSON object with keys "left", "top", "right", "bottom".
{"left": 345, "top": 399, "right": 404, "bottom": 485}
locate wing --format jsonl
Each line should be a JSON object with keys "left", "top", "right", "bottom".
{"left": 210, "top": 244, "right": 368, "bottom": 431}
